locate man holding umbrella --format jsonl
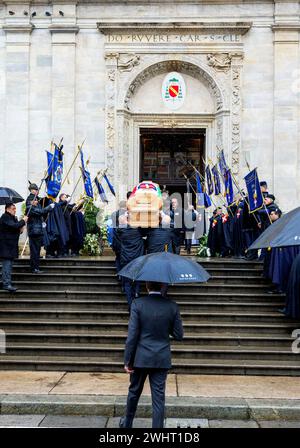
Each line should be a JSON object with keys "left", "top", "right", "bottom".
{"left": 119, "top": 252, "right": 210, "bottom": 428}
{"left": 120, "top": 280, "right": 184, "bottom": 428}
{"left": 0, "top": 202, "right": 28, "bottom": 292}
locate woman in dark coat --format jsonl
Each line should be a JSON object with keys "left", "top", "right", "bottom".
{"left": 0, "top": 203, "right": 27, "bottom": 292}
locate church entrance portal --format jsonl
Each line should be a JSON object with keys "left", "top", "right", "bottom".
{"left": 139, "top": 127, "right": 206, "bottom": 204}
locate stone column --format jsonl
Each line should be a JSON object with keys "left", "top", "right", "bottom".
{"left": 49, "top": 3, "right": 79, "bottom": 193}
{"left": 2, "top": 3, "right": 33, "bottom": 204}
{"left": 273, "top": 1, "right": 300, "bottom": 210}
{"left": 104, "top": 52, "right": 119, "bottom": 198}
{"left": 230, "top": 53, "right": 243, "bottom": 176}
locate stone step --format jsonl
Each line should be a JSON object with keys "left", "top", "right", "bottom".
{"left": 14, "top": 258, "right": 263, "bottom": 270}
{"left": 7, "top": 273, "right": 268, "bottom": 285}
{"left": 0, "top": 298, "right": 285, "bottom": 312}
{"left": 0, "top": 289, "right": 284, "bottom": 302}
{"left": 7, "top": 266, "right": 264, "bottom": 277}
{"left": 8, "top": 281, "right": 271, "bottom": 294}
{"left": 0, "top": 355, "right": 299, "bottom": 376}
{"left": 0, "top": 309, "right": 291, "bottom": 324}
{"left": 0, "top": 319, "right": 297, "bottom": 335}
{"left": 1, "top": 256, "right": 297, "bottom": 376}
{"left": 6, "top": 329, "right": 294, "bottom": 349}
{"left": 5, "top": 331, "right": 294, "bottom": 347}
{"left": 4, "top": 343, "right": 299, "bottom": 362}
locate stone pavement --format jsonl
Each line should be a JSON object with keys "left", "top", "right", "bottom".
{"left": 0, "top": 414, "right": 300, "bottom": 428}
{"left": 0, "top": 371, "right": 300, "bottom": 426}
{"left": 1, "top": 371, "right": 300, "bottom": 399}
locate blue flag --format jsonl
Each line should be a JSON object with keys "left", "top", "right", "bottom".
{"left": 204, "top": 192, "right": 212, "bottom": 208}
{"left": 205, "top": 165, "right": 214, "bottom": 195}
{"left": 45, "top": 144, "right": 63, "bottom": 198}
{"left": 196, "top": 172, "right": 211, "bottom": 209}
{"left": 244, "top": 168, "right": 264, "bottom": 213}
{"left": 224, "top": 169, "right": 234, "bottom": 206}
{"left": 211, "top": 165, "right": 221, "bottom": 196}
{"left": 103, "top": 173, "right": 116, "bottom": 197}
{"left": 80, "top": 150, "right": 94, "bottom": 199}
{"left": 95, "top": 177, "right": 108, "bottom": 203}
{"left": 195, "top": 172, "right": 204, "bottom": 209}
{"left": 218, "top": 149, "right": 228, "bottom": 182}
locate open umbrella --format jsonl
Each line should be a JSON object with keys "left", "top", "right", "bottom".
{"left": 118, "top": 252, "right": 210, "bottom": 284}
{"left": 0, "top": 187, "right": 24, "bottom": 205}
{"left": 249, "top": 206, "right": 300, "bottom": 250}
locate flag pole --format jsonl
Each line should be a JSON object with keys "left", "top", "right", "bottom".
{"left": 60, "top": 139, "right": 85, "bottom": 190}
{"left": 199, "top": 158, "right": 234, "bottom": 217}
{"left": 64, "top": 158, "right": 90, "bottom": 215}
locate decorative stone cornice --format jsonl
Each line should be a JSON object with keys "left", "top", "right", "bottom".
{"left": 48, "top": 24, "right": 79, "bottom": 34}
{"left": 2, "top": 24, "right": 34, "bottom": 33}
{"left": 272, "top": 23, "right": 300, "bottom": 31}
{"left": 97, "top": 21, "right": 252, "bottom": 35}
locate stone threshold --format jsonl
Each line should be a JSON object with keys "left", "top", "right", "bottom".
{"left": 1, "top": 395, "right": 300, "bottom": 421}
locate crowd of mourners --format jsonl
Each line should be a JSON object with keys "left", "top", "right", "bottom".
{"left": 109, "top": 183, "right": 300, "bottom": 319}
{"left": 206, "top": 180, "right": 300, "bottom": 319}
{"left": 0, "top": 180, "right": 299, "bottom": 320}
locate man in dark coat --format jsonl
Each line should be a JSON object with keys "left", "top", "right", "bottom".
{"left": 120, "top": 281, "right": 184, "bottom": 428}
{"left": 111, "top": 201, "right": 127, "bottom": 273}
{"left": 285, "top": 254, "right": 300, "bottom": 319}
{"left": 207, "top": 208, "right": 222, "bottom": 257}
{"left": 145, "top": 214, "right": 172, "bottom": 254}
{"left": 119, "top": 214, "right": 145, "bottom": 308}
{"left": 239, "top": 198, "right": 260, "bottom": 260}
{"left": 0, "top": 203, "right": 28, "bottom": 292}
{"left": 26, "top": 183, "right": 54, "bottom": 273}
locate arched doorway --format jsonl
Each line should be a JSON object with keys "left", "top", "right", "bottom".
{"left": 105, "top": 57, "right": 237, "bottom": 199}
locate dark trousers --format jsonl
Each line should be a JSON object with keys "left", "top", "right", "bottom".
{"left": 115, "top": 254, "right": 121, "bottom": 273}
{"left": 243, "top": 230, "right": 258, "bottom": 260}
{"left": 122, "top": 277, "right": 140, "bottom": 308}
{"left": 29, "top": 236, "right": 43, "bottom": 271}
{"left": 123, "top": 368, "right": 168, "bottom": 428}
{"left": 185, "top": 239, "right": 192, "bottom": 253}
{"left": 171, "top": 231, "right": 182, "bottom": 255}
{"left": 1, "top": 259, "right": 13, "bottom": 287}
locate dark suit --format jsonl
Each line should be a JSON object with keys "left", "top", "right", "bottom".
{"left": 120, "top": 227, "right": 144, "bottom": 307}
{"left": 122, "top": 293, "right": 184, "bottom": 428}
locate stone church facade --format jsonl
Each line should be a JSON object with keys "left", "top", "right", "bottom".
{"left": 0, "top": 0, "right": 299, "bottom": 211}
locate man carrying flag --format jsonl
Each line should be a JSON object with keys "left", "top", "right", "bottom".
{"left": 241, "top": 168, "right": 263, "bottom": 259}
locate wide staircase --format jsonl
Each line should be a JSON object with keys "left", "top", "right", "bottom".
{"left": 0, "top": 256, "right": 299, "bottom": 375}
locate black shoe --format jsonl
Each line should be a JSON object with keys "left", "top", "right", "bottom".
{"left": 119, "top": 417, "right": 125, "bottom": 428}
{"left": 3, "top": 285, "right": 17, "bottom": 293}
{"left": 278, "top": 308, "right": 286, "bottom": 314}
{"left": 32, "top": 269, "right": 43, "bottom": 274}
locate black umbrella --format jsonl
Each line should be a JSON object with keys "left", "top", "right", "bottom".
{"left": 249, "top": 206, "right": 300, "bottom": 250}
{"left": 0, "top": 187, "right": 24, "bottom": 205}
{"left": 118, "top": 252, "right": 210, "bottom": 284}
